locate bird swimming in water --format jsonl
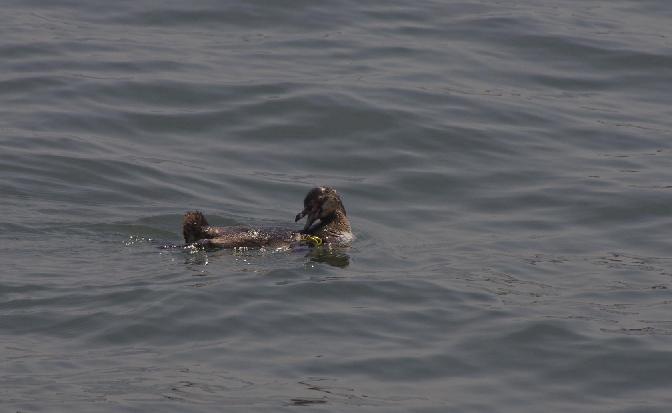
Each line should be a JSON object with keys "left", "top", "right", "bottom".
{"left": 182, "top": 186, "right": 352, "bottom": 249}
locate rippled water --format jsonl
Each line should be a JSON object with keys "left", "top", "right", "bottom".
{"left": 2, "top": 1, "right": 672, "bottom": 411}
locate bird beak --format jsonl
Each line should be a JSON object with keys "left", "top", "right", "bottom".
{"left": 296, "top": 207, "right": 320, "bottom": 231}
{"left": 295, "top": 209, "right": 307, "bottom": 223}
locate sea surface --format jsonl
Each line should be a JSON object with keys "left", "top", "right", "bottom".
{"left": 2, "top": 1, "right": 672, "bottom": 412}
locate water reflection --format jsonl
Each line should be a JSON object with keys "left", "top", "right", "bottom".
{"left": 306, "top": 247, "right": 350, "bottom": 268}
{"left": 169, "top": 242, "right": 350, "bottom": 269}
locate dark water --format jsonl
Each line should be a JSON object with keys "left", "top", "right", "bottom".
{"left": 2, "top": 1, "right": 672, "bottom": 411}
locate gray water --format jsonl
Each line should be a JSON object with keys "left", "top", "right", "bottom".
{"left": 2, "top": 1, "right": 672, "bottom": 411}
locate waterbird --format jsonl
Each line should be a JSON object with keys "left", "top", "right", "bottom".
{"left": 182, "top": 186, "right": 352, "bottom": 249}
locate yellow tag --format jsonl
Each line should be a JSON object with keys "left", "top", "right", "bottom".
{"left": 303, "top": 235, "right": 323, "bottom": 247}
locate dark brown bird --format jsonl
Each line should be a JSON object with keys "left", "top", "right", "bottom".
{"left": 182, "top": 186, "right": 352, "bottom": 249}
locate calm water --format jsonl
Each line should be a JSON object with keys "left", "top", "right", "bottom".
{"left": 2, "top": 1, "right": 672, "bottom": 411}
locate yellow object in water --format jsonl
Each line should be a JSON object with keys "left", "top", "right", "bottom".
{"left": 302, "top": 235, "right": 323, "bottom": 247}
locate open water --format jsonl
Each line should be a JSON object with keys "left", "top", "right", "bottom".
{"left": 2, "top": 1, "right": 672, "bottom": 411}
